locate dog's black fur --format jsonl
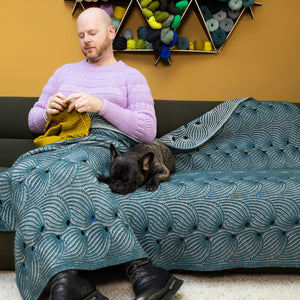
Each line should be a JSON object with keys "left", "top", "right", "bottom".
{"left": 108, "top": 140, "right": 176, "bottom": 194}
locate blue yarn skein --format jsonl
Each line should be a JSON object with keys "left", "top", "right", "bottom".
{"left": 168, "top": 31, "right": 178, "bottom": 47}
{"left": 200, "top": 5, "right": 212, "bottom": 21}
{"left": 137, "top": 26, "right": 149, "bottom": 40}
{"left": 220, "top": 17, "right": 234, "bottom": 33}
{"left": 160, "top": 44, "right": 171, "bottom": 59}
{"left": 206, "top": 18, "right": 219, "bottom": 32}
{"left": 211, "top": 29, "right": 227, "bottom": 47}
{"left": 177, "top": 36, "right": 190, "bottom": 50}
{"left": 243, "top": 0, "right": 255, "bottom": 7}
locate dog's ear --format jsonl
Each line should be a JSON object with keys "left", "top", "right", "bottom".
{"left": 110, "top": 144, "right": 120, "bottom": 162}
{"left": 139, "top": 152, "right": 154, "bottom": 171}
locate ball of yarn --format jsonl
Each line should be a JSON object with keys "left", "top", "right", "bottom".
{"left": 228, "top": 9, "right": 241, "bottom": 19}
{"left": 204, "top": 41, "right": 212, "bottom": 51}
{"left": 176, "top": 0, "right": 189, "bottom": 15}
{"left": 168, "top": 1, "right": 179, "bottom": 15}
{"left": 220, "top": 3, "right": 230, "bottom": 12}
{"left": 171, "top": 15, "right": 181, "bottom": 29}
{"left": 137, "top": 26, "right": 148, "bottom": 40}
{"left": 148, "top": 1, "right": 160, "bottom": 12}
{"left": 228, "top": 0, "right": 243, "bottom": 11}
{"left": 127, "top": 39, "right": 136, "bottom": 49}
{"left": 122, "top": 28, "right": 133, "bottom": 40}
{"left": 152, "top": 39, "right": 162, "bottom": 53}
{"left": 220, "top": 17, "right": 234, "bottom": 33}
{"left": 145, "top": 41, "right": 153, "bottom": 49}
{"left": 177, "top": 36, "right": 190, "bottom": 50}
{"left": 213, "top": 10, "right": 227, "bottom": 21}
{"left": 136, "top": 39, "right": 146, "bottom": 49}
{"left": 206, "top": 2, "right": 221, "bottom": 14}
{"left": 161, "top": 28, "right": 174, "bottom": 45}
{"left": 111, "top": 17, "right": 121, "bottom": 31}
{"left": 160, "top": 45, "right": 171, "bottom": 59}
{"left": 200, "top": 5, "right": 212, "bottom": 21}
{"left": 194, "top": 40, "right": 204, "bottom": 50}
{"left": 113, "top": 36, "right": 127, "bottom": 50}
{"left": 140, "top": 0, "right": 152, "bottom": 8}
{"left": 162, "top": 14, "right": 174, "bottom": 28}
{"left": 189, "top": 42, "right": 194, "bottom": 50}
{"left": 146, "top": 28, "right": 161, "bottom": 42}
{"left": 142, "top": 8, "right": 154, "bottom": 18}
{"left": 243, "top": 0, "right": 255, "bottom": 7}
{"left": 99, "top": 3, "right": 113, "bottom": 16}
{"left": 148, "top": 16, "right": 162, "bottom": 29}
{"left": 160, "top": 0, "right": 169, "bottom": 11}
{"left": 113, "top": 6, "right": 126, "bottom": 20}
{"left": 167, "top": 31, "right": 178, "bottom": 47}
{"left": 206, "top": 18, "right": 219, "bottom": 32}
{"left": 211, "top": 29, "right": 227, "bottom": 47}
{"left": 155, "top": 11, "right": 169, "bottom": 22}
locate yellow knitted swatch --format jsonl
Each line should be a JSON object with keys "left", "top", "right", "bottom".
{"left": 34, "top": 102, "right": 91, "bottom": 147}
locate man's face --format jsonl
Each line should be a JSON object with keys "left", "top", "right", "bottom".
{"left": 77, "top": 16, "right": 113, "bottom": 63}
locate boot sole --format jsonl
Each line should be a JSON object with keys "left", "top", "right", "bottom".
{"left": 134, "top": 276, "right": 184, "bottom": 300}
{"left": 83, "top": 289, "right": 109, "bottom": 300}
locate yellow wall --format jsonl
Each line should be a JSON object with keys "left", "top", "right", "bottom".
{"left": 1, "top": 0, "right": 299, "bottom": 102}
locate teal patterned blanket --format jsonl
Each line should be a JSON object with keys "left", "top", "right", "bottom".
{"left": 0, "top": 97, "right": 299, "bottom": 300}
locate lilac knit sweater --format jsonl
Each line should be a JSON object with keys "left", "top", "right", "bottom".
{"left": 28, "top": 60, "right": 157, "bottom": 142}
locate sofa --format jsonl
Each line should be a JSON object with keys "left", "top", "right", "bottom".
{"left": 0, "top": 97, "right": 300, "bottom": 296}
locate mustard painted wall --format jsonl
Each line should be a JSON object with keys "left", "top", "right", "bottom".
{"left": 1, "top": 0, "right": 299, "bottom": 102}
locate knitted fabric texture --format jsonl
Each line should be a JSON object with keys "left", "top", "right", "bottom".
{"left": 34, "top": 102, "right": 91, "bottom": 147}
{"left": 28, "top": 60, "right": 156, "bottom": 143}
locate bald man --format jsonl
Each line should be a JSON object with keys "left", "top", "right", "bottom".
{"left": 28, "top": 7, "right": 183, "bottom": 300}
{"left": 29, "top": 7, "right": 157, "bottom": 143}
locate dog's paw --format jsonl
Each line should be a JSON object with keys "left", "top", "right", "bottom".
{"left": 144, "top": 183, "right": 159, "bottom": 192}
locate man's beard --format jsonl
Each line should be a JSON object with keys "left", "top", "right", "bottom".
{"left": 83, "top": 37, "right": 111, "bottom": 63}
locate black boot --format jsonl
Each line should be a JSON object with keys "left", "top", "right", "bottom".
{"left": 127, "top": 258, "right": 183, "bottom": 300}
{"left": 50, "top": 270, "right": 108, "bottom": 300}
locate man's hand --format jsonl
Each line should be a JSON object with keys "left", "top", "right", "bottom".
{"left": 46, "top": 93, "right": 67, "bottom": 119}
{"left": 65, "top": 93, "right": 104, "bottom": 114}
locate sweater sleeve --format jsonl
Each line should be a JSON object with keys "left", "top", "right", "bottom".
{"left": 28, "top": 72, "right": 58, "bottom": 134}
{"left": 99, "top": 71, "right": 157, "bottom": 142}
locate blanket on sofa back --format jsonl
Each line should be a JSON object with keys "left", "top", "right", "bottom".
{"left": 0, "top": 97, "right": 299, "bottom": 300}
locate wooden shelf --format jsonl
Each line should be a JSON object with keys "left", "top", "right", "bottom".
{"left": 65, "top": 0, "right": 262, "bottom": 65}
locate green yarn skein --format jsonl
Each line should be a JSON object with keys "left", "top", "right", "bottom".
{"left": 142, "top": 8, "right": 154, "bottom": 18}
{"left": 154, "top": 11, "right": 169, "bottom": 22}
{"left": 171, "top": 15, "right": 181, "bottom": 29}
{"left": 140, "top": 0, "right": 152, "bottom": 8}
{"left": 136, "top": 39, "right": 146, "bottom": 49}
{"left": 148, "top": 1, "right": 160, "bottom": 12}
{"left": 175, "top": 0, "right": 188, "bottom": 15}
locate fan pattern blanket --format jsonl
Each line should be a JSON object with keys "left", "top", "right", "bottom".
{"left": 0, "top": 97, "right": 299, "bottom": 300}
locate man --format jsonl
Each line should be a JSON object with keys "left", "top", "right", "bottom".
{"left": 28, "top": 7, "right": 183, "bottom": 300}
{"left": 28, "top": 8, "right": 156, "bottom": 143}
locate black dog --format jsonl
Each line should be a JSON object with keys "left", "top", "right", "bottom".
{"left": 109, "top": 141, "right": 175, "bottom": 194}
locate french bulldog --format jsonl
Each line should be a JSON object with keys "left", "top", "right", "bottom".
{"left": 108, "top": 140, "right": 176, "bottom": 194}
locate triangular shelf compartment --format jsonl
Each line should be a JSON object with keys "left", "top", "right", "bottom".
{"left": 173, "top": 0, "right": 218, "bottom": 54}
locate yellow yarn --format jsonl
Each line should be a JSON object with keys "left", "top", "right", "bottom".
{"left": 127, "top": 39, "right": 136, "bottom": 49}
{"left": 189, "top": 42, "right": 194, "bottom": 50}
{"left": 148, "top": 16, "right": 162, "bottom": 29}
{"left": 204, "top": 41, "right": 212, "bottom": 51}
{"left": 194, "top": 40, "right": 204, "bottom": 50}
{"left": 113, "top": 6, "right": 126, "bottom": 20}
{"left": 34, "top": 102, "right": 91, "bottom": 148}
